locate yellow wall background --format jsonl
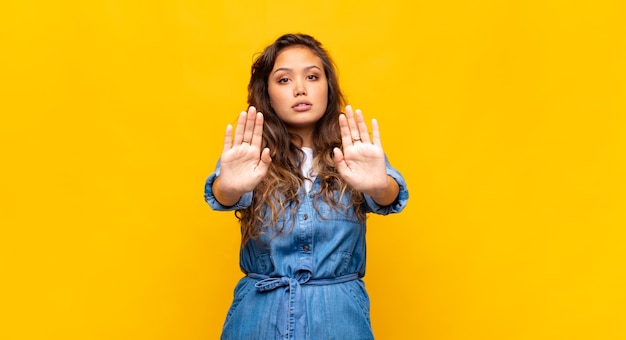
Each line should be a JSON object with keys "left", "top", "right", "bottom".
{"left": 1, "top": 0, "right": 625, "bottom": 339}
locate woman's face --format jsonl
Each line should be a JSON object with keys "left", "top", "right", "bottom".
{"left": 268, "top": 45, "right": 329, "bottom": 134}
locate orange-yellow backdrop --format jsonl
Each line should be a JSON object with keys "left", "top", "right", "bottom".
{"left": 1, "top": 0, "right": 625, "bottom": 339}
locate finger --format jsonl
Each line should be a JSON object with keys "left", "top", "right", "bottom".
{"left": 371, "top": 118, "right": 382, "bottom": 147}
{"left": 257, "top": 147, "right": 272, "bottom": 171}
{"left": 354, "top": 109, "right": 370, "bottom": 144}
{"left": 345, "top": 105, "right": 360, "bottom": 142}
{"left": 250, "top": 147, "right": 272, "bottom": 180}
{"left": 242, "top": 106, "right": 257, "bottom": 144}
{"left": 223, "top": 124, "right": 233, "bottom": 153}
{"left": 332, "top": 147, "right": 345, "bottom": 168}
{"left": 338, "top": 113, "right": 353, "bottom": 146}
{"left": 250, "top": 111, "right": 264, "bottom": 146}
{"left": 233, "top": 110, "right": 247, "bottom": 144}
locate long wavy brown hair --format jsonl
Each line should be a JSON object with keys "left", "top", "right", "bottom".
{"left": 236, "top": 33, "right": 365, "bottom": 245}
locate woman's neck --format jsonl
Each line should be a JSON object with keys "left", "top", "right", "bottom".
{"left": 288, "top": 127, "right": 314, "bottom": 148}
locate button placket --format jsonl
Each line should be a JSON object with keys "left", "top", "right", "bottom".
{"left": 298, "top": 195, "right": 314, "bottom": 256}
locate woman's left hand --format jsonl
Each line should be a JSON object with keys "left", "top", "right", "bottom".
{"left": 333, "top": 105, "right": 391, "bottom": 199}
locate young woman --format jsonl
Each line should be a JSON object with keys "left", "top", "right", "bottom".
{"left": 204, "top": 33, "right": 409, "bottom": 339}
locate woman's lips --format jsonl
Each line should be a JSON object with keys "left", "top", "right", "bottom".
{"left": 292, "top": 103, "right": 312, "bottom": 112}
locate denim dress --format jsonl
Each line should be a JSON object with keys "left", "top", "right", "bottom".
{"left": 204, "top": 157, "right": 408, "bottom": 340}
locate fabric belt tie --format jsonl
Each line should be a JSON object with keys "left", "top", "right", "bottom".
{"left": 247, "top": 271, "right": 359, "bottom": 339}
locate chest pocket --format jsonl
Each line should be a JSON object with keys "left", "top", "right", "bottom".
{"left": 255, "top": 253, "right": 274, "bottom": 275}
{"left": 330, "top": 252, "right": 352, "bottom": 276}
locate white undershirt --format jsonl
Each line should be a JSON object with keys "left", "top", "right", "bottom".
{"left": 301, "top": 147, "right": 317, "bottom": 193}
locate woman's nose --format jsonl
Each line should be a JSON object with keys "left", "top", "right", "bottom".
{"left": 294, "top": 78, "right": 307, "bottom": 96}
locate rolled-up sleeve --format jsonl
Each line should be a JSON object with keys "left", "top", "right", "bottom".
{"left": 362, "top": 156, "right": 409, "bottom": 215}
{"left": 204, "top": 159, "right": 253, "bottom": 211}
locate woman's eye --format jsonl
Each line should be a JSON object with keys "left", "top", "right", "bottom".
{"left": 307, "top": 75, "right": 318, "bottom": 80}
{"left": 278, "top": 78, "right": 289, "bottom": 83}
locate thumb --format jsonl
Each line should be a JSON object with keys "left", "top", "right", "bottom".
{"left": 333, "top": 147, "right": 345, "bottom": 166}
{"left": 256, "top": 147, "right": 272, "bottom": 172}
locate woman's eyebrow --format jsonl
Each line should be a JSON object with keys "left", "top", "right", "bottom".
{"left": 272, "top": 65, "right": 321, "bottom": 75}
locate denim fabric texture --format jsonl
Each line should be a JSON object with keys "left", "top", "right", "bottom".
{"left": 204, "top": 156, "right": 408, "bottom": 339}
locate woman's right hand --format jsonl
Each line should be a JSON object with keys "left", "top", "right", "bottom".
{"left": 213, "top": 106, "right": 271, "bottom": 206}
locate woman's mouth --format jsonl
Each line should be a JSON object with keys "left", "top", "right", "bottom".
{"left": 292, "top": 102, "right": 312, "bottom": 112}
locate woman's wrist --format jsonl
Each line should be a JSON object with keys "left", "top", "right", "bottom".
{"left": 365, "top": 175, "right": 399, "bottom": 206}
{"left": 213, "top": 176, "right": 245, "bottom": 207}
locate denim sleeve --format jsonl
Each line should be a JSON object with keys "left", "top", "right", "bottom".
{"left": 204, "top": 159, "right": 253, "bottom": 211}
{"left": 362, "top": 155, "right": 409, "bottom": 215}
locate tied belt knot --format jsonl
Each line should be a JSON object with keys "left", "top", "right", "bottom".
{"left": 249, "top": 271, "right": 359, "bottom": 291}
{"left": 254, "top": 275, "right": 297, "bottom": 292}
{"left": 247, "top": 270, "right": 359, "bottom": 339}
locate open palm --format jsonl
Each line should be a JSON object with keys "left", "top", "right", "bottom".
{"left": 218, "top": 106, "right": 271, "bottom": 195}
{"left": 333, "top": 106, "right": 388, "bottom": 196}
